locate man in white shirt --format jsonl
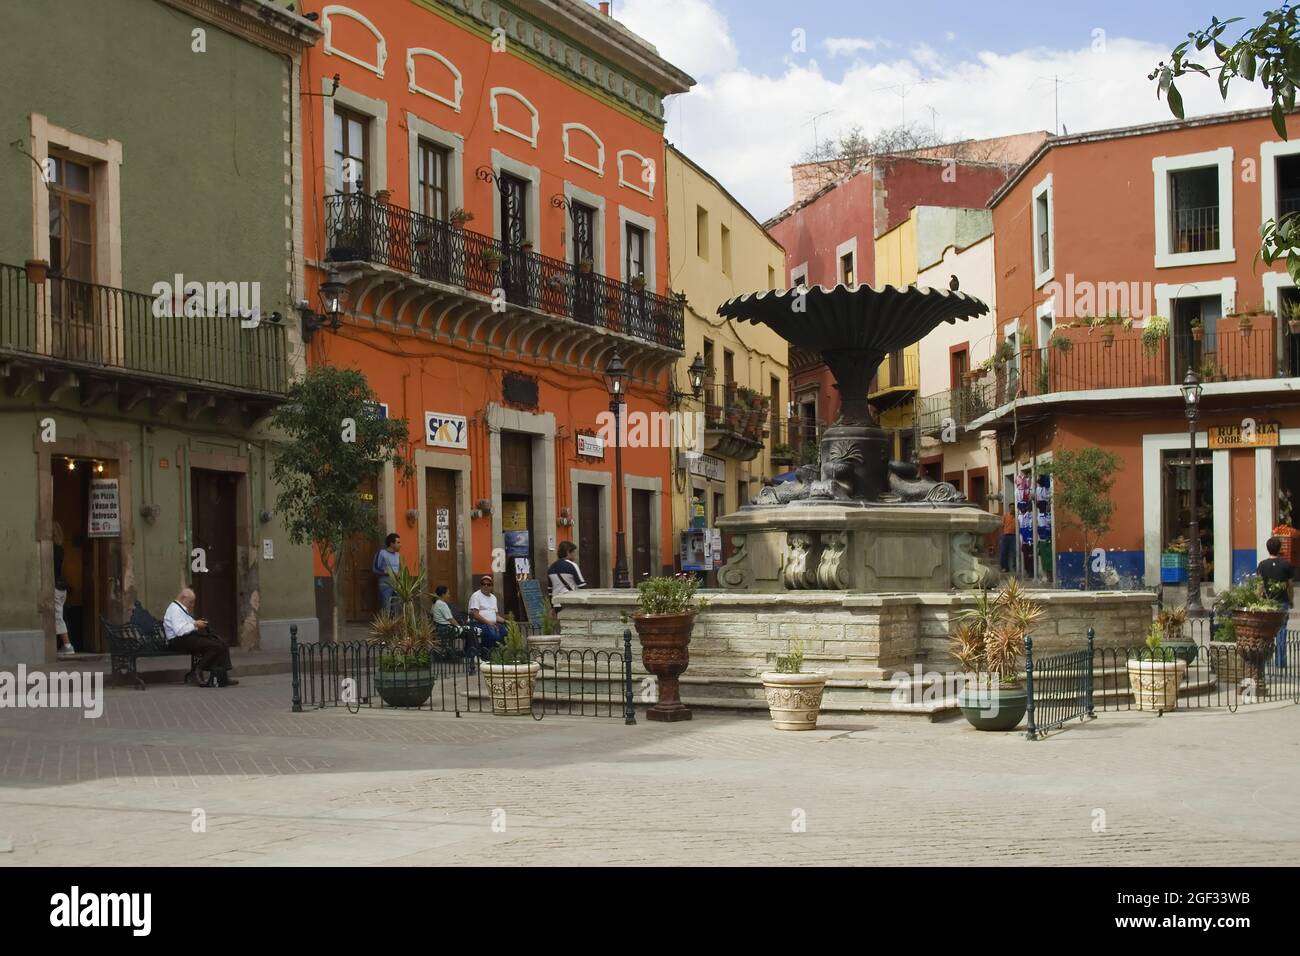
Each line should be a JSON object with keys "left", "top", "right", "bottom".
{"left": 164, "top": 588, "right": 237, "bottom": 687}
{"left": 467, "top": 575, "right": 507, "bottom": 650}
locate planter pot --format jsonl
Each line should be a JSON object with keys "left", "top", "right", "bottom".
{"left": 1102, "top": 331, "right": 1115, "bottom": 348}
{"left": 374, "top": 189, "right": 391, "bottom": 204}
{"left": 1162, "top": 640, "right": 1200, "bottom": 665}
{"left": 1209, "top": 641, "right": 1245, "bottom": 685}
{"left": 24, "top": 259, "right": 49, "bottom": 285}
{"left": 956, "top": 682, "right": 1027, "bottom": 731}
{"left": 760, "top": 671, "right": 828, "bottom": 731}
{"left": 375, "top": 668, "right": 434, "bottom": 708}
{"left": 1232, "top": 609, "right": 1283, "bottom": 692}
{"left": 1192, "top": 328, "right": 1203, "bottom": 342}
{"left": 1240, "top": 325, "right": 1253, "bottom": 339}
{"left": 632, "top": 610, "right": 696, "bottom": 721}
{"left": 1126, "top": 658, "right": 1188, "bottom": 712}
{"left": 1289, "top": 320, "right": 1300, "bottom": 335}
{"left": 1277, "top": 531, "right": 1295, "bottom": 563}
{"left": 527, "top": 634, "right": 561, "bottom": 656}
{"left": 481, "top": 661, "right": 541, "bottom": 715}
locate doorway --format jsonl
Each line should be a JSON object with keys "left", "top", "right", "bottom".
{"left": 51, "top": 456, "right": 123, "bottom": 652}
{"left": 576, "top": 482, "right": 603, "bottom": 587}
{"left": 631, "top": 489, "right": 653, "bottom": 583}
{"left": 500, "top": 431, "right": 535, "bottom": 619}
{"left": 191, "top": 469, "right": 239, "bottom": 645}
{"left": 425, "top": 467, "right": 460, "bottom": 605}
{"left": 342, "top": 473, "right": 382, "bottom": 623}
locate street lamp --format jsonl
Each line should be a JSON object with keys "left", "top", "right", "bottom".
{"left": 1181, "top": 367, "right": 1205, "bottom": 614}
{"left": 604, "top": 351, "right": 631, "bottom": 588}
{"left": 301, "top": 268, "right": 351, "bottom": 342}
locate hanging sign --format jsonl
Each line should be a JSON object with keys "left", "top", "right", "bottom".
{"left": 88, "top": 478, "right": 121, "bottom": 537}
{"left": 501, "top": 499, "right": 528, "bottom": 532}
{"left": 1207, "top": 422, "right": 1279, "bottom": 449}
{"left": 425, "top": 411, "right": 467, "bottom": 449}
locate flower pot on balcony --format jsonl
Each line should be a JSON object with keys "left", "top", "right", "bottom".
{"left": 24, "top": 259, "right": 49, "bottom": 285}
{"left": 1289, "top": 319, "right": 1300, "bottom": 335}
{"left": 1191, "top": 326, "right": 1203, "bottom": 342}
{"left": 1102, "top": 329, "right": 1115, "bottom": 348}
{"left": 578, "top": 259, "right": 594, "bottom": 274}
{"left": 374, "top": 188, "right": 391, "bottom": 204}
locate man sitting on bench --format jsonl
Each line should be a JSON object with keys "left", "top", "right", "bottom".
{"left": 163, "top": 588, "right": 238, "bottom": 687}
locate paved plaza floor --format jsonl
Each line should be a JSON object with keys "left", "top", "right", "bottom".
{"left": 1, "top": 675, "right": 1297, "bottom": 866}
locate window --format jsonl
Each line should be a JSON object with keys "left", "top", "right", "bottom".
{"left": 696, "top": 206, "right": 709, "bottom": 260}
{"left": 1169, "top": 166, "right": 1219, "bottom": 253}
{"left": 713, "top": 491, "right": 726, "bottom": 524}
{"left": 790, "top": 263, "right": 808, "bottom": 288}
{"left": 1153, "top": 147, "right": 1234, "bottom": 267}
{"left": 48, "top": 154, "right": 94, "bottom": 282}
{"left": 416, "top": 139, "right": 450, "bottom": 220}
{"left": 1031, "top": 174, "right": 1053, "bottom": 287}
{"left": 1276, "top": 153, "right": 1300, "bottom": 221}
{"left": 570, "top": 201, "right": 595, "bottom": 265}
{"left": 720, "top": 224, "right": 732, "bottom": 276}
{"left": 950, "top": 346, "right": 969, "bottom": 389}
{"left": 769, "top": 375, "right": 781, "bottom": 442}
{"left": 625, "top": 222, "right": 647, "bottom": 282}
{"left": 333, "top": 106, "right": 370, "bottom": 194}
{"left": 498, "top": 171, "right": 529, "bottom": 245}
{"left": 702, "top": 338, "right": 714, "bottom": 382}
{"left": 840, "top": 251, "right": 855, "bottom": 288}
{"left": 723, "top": 349, "right": 735, "bottom": 386}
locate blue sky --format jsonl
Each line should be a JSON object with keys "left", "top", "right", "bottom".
{"left": 592, "top": 1, "right": 1272, "bottom": 218}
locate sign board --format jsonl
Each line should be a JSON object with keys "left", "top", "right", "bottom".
{"left": 577, "top": 434, "right": 605, "bottom": 459}
{"left": 501, "top": 499, "right": 528, "bottom": 532}
{"left": 683, "top": 452, "right": 726, "bottom": 482}
{"left": 88, "top": 479, "right": 121, "bottom": 537}
{"left": 519, "top": 578, "right": 547, "bottom": 625}
{"left": 1208, "top": 422, "right": 1280, "bottom": 449}
{"left": 514, "top": 557, "right": 531, "bottom": 577}
{"left": 425, "top": 411, "right": 467, "bottom": 449}
{"left": 504, "top": 530, "right": 530, "bottom": 558}
{"left": 435, "top": 508, "right": 449, "bottom": 528}
{"left": 435, "top": 528, "right": 450, "bottom": 551}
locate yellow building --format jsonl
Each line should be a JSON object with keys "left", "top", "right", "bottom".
{"left": 873, "top": 212, "right": 924, "bottom": 459}
{"left": 664, "top": 144, "right": 788, "bottom": 569}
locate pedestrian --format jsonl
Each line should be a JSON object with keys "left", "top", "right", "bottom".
{"left": 433, "top": 584, "right": 479, "bottom": 672}
{"left": 373, "top": 533, "right": 401, "bottom": 613}
{"left": 547, "top": 541, "right": 586, "bottom": 609}
{"left": 53, "top": 521, "right": 75, "bottom": 657}
{"left": 999, "top": 508, "right": 1016, "bottom": 573}
{"left": 163, "top": 587, "right": 237, "bottom": 687}
{"left": 1257, "top": 536, "right": 1293, "bottom": 669}
{"left": 467, "top": 575, "right": 507, "bottom": 651}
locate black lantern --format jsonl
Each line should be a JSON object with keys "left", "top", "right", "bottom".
{"left": 301, "top": 269, "right": 351, "bottom": 342}
{"left": 688, "top": 352, "right": 706, "bottom": 398}
{"left": 604, "top": 351, "right": 627, "bottom": 402}
{"left": 1180, "top": 367, "right": 1203, "bottom": 410}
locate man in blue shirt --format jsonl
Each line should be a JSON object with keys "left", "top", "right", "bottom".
{"left": 373, "top": 533, "right": 401, "bottom": 613}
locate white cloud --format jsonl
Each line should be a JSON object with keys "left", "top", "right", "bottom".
{"left": 823, "top": 36, "right": 882, "bottom": 58}
{"left": 646, "top": 8, "right": 1274, "bottom": 222}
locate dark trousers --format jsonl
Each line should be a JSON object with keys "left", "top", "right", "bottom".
{"left": 999, "top": 534, "right": 1016, "bottom": 572}
{"left": 475, "top": 622, "right": 507, "bottom": 650}
{"left": 169, "top": 630, "right": 232, "bottom": 675}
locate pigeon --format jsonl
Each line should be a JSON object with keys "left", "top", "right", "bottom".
{"left": 949, "top": 274, "right": 960, "bottom": 291}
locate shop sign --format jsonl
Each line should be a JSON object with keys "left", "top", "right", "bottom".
{"left": 1207, "top": 422, "right": 1279, "bottom": 449}
{"left": 88, "top": 479, "right": 120, "bottom": 537}
{"left": 684, "top": 452, "right": 725, "bottom": 482}
{"left": 425, "top": 411, "right": 467, "bottom": 449}
{"left": 577, "top": 434, "right": 604, "bottom": 459}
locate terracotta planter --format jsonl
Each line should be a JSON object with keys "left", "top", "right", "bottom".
{"left": 1289, "top": 320, "right": 1300, "bottom": 335}
{"left": 374, "top": 189, "right": 391, "bottom": 204}
{"left": 1232, "top": 609, "right": 1284, "bottom": 692}
{"left": 760, "top": 671, "right": 828, "bottom": 730}
{"left": 480, "top": 661, "right": 541, "bottom": 715}
{"left": 1102, "top": 330, "right": 1115, "bottom": 348}
{"left": 24, "top": 259, "right": 49, "bottom": 285}
{"left": 1126, "top": 658, "right": 1188, "bottom": 712}
{"left": 632, "top": 610, "right": 696, "bottom": 721}
{"left": 1191, "top": 327, "right": 1203, "bottom": 342}
{"left": 1240, "top": 324, "right": 1253, "bottom": 339}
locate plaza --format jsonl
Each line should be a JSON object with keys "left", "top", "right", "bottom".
{"left": 1, "top": 674, "right": 1296, "bottom": 866}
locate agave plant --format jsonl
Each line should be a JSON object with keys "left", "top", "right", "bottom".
{"left": 952, "top": 579, "right": 1045, "bottom": 688}
{"left": 369, "top": 563, "right": 434, "bottom": 670}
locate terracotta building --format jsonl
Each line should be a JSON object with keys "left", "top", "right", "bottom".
{"left": 297, "top": 0, "right": 692, "bottom": 628}
{"left": 978, "top": 107, "right": 1300, "bottom": 593}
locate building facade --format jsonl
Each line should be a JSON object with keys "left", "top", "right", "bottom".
{"left": 980, "top": 108, "right": 1300, "bottom": 591}
{"left": 299, "top": 0, "right": 693, "bottom": 625}
{"left": 663, "top": 144, "right": 787, "bottom": 573}
{"left": 0, "top": 0, "right": 322, "bottom": 665}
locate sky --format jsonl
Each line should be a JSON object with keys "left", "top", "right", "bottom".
{"left": 583, "top": 1, "right": 1274, "bottom": 220}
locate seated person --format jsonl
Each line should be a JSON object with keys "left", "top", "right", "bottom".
{"left": 163, "top": 588, "right": 237, "bottom": 687}
{"left": 467, "top": 575, "right": 508, "bottom": 651}
{"left": 432, "top": 584, "right": 479, "bottom": 666}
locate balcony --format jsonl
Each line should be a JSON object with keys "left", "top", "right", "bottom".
{"left": 0, "top": 262, "right": 287, "bottom": 418}
{"left": 917, "top": 384, "right": 996, "bottom": 436}
{"left": 1172, "top": 203, "right": 1220, "bottom": 254}
{"left": 868, "top": 350, "right": 920, "bottom": 410}
{"left": 324, "top": 194, "right": 684, "bottom": 377}
{"left": 701, "top": 381, "right": 770, "bottom": 461}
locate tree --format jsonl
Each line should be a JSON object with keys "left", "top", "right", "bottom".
{"left": 1042, "top": 448, "right": 1122, "bottom": 591}
{"left": 1151, "top": 8, "right": 1300, "bottom": 279}
{"left": 797, "top": 123, "right": 946, "bottom": 191}
{"left": 270, "top": 366, "right": 413, "bottom": 643}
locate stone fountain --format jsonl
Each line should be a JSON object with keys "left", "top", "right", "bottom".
{"left": 713, "top": 284, "right": 1000, "bottom": 593}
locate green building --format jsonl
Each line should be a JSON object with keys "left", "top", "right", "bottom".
{"left": 0, "top": 0, "right": 321, "bottom": 665}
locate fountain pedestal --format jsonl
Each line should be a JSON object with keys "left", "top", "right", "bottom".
{"left": 715, "top": 504, "right": 1000, "bottom": 593}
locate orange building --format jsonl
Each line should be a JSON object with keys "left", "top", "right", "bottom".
{"left": 980, "top": 107, "right": 1300, "bottom": 594}
{"left": 296, "top": 0, "right": 693, "bottom": 626}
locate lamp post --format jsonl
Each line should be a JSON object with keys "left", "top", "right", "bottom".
{"left": 605, "top": 351, "right": 631, "bottom": 588}
{"left": 301, "top": 268, "right": 351, "bottom": 343}
{"left": 1181, "top": 368, "right": 1205, "bottom": 614}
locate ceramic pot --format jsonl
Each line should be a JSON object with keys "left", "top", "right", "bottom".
{"left": 760, "top": 671, "right": 828, "bottom": 730}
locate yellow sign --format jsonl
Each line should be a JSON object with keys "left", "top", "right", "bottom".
{"left": 501, "top": 499, "right": 528, "bottom": 531}
{"left": 1207, "top": 422, "right": 1280, "bottom": 449}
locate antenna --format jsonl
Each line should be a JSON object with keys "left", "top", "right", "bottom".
{"left": 803, "top": 109, "right": 833, "bottom": 156}
{"left": 873, "top": 79, "right": 930, "bottom": 126}
{"left": 1034, "top": 74, "right": 1080, "bottom": 135}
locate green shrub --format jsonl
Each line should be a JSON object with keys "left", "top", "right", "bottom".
{"left": 636, "top": 574, "right": 701, "bottom": 615}
{"left": 775, "top": 637, "right": 804, "bottom": 674}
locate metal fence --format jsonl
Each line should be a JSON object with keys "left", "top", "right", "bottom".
{"left": 1026, "top": 620, "right": 1300, "bottom": 739}
{"left": 289, "top": 625, "right": 636, "bottom": 722}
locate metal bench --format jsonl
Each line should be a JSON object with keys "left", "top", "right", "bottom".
{"left": 102, "top": 602, "right": 202, "bottom": 690}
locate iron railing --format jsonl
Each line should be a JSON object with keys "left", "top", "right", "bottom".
{"left": 701, "top": 381, "right": 771, "bottom": 445}
{"left": 870, "top": 351, "right": 920, "bottom": 394}
{"left": 1278, "top": 195, "right": 1300, "bottom": 218}
{"left": 916, "top": 384, "right": 997, "bottom": 434}
{"left": 1172, "top": 203, "right": 1220, "bottom": 253}
{"left": 0, "top": 262, "right": 288, "bottom": 394}
{"left": 289, "top": 625, "right": 636, "bottom": 721}
{"left": 324, "top": 192, "right": 684, "bottom": 351}
{"left": 1024, "top": 631, "right": 1096, "bottom": 739}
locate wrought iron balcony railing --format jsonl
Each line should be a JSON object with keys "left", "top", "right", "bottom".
{"left": 1172, "top": 203, "right": 1220, "bottom": 253}
{"left": 0, "top": 262, "right": 288, "bottom": 395}
{"left": 324, "top": 193, "right": 685, "bottom": 352}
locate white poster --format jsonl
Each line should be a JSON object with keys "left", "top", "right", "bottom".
{"left": 425, "top": 411, "right": 468, "bottom": 449}
{"left": 88, "top": 479, "right": 121, "bottom": 538}
{"left": 514, "top": 557, "right": 531, "bottom": 577}
{"left": 436, "top": 508, "right": 450, "bottom": 528}
{"left": 436, "top": 528, "right": 450, "bottom": 551}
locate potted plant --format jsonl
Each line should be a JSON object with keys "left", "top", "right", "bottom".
{"left": 1215, "top": 574, "right": 1285, "bottom": 690}
{"left": 374, "top": 187, "right": 391, "bottom": 204}
{"left": 950, "top": 580, "right": 1043, "bottom": 731}
{"left": 1199, "top": 358, "right": 1222, "bottom": 382}
{"left": 1238, "top": 313, "right": 1254, "bottom": 339}
{"left": 760, "top": 638, "right": 828, "bottom": 731}
{"left": 449, "top": 207, "right": 474, "bottom": 228}
{"left": 1208, "top": 615, "right": 1245, "bottom": 684}
{"left": 1153, "top": 604, "right": 1197, "bottom": 664}
{"left": 629, "top": 273, "right": 647, "bottom": 292}
{"left": 1288, "top": 302, "right": 1300, "bottom": 335}
{"left": 1126, "top": 626, "right": 1188, "bottom": 712}
{"left": 1141, "top": 315, "right": 1169, "bottom": 357}
{"left": 1160, "top": 537, "right": 1189, "bottom": 585}
{"left": 481, "top": 615, "right": 541, "bottom": 715}
{"left": 577, "top": 257, "right": 594, "bottom": 274}
{"left": 546, "top": 273, "right": 574, "bottom": 292}
{"left": 519, "top": 239, "right": 534, "bottom": 252}
{"left": 631, "top": 574, "right": 702, "bottom": 721}
{"left": 1190, "top": 317, "right": 1204, "bottom": 342}
{"left": 24, "top": 259, "right": 50, "bottom": 285}
{"left": 1050, "top": 330, "right": 1073, "bottom": 353}
{"left": 480, "top": 247, "right": 505, "bottom": 270}
{"left": 770, "top": 442, "right": 796, "bottom": 467}
{"left": 370, "top": 564, "right": 435, "bottom": 708}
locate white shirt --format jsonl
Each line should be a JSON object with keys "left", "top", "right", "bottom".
{"left": 163, "top": 601, "right": 197, "bottom": 641}
{"left": 468, "top": 589, "right": 498, "bottom": 625}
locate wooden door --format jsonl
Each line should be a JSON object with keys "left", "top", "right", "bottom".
{"left": 191, "top": 468, "right": 238, "bottom": 644}
{"left": 576, "top": 483, "right": 602, "bottom": 587}
{"left": 342, "top": 473, "right": 381, "bottom": 622}
{"left": 500, "top": 432, "right": 534, "bottom": 619}
{"left": 631, "top": 489, "right": 652, "bottom": 583}
{"left": 425, "top": 467, "right": 459, "bottom": 606}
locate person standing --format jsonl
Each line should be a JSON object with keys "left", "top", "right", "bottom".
{"left": 373, "top": 533, "right": 401, "bottom": 613}
{"left": 1257, "top": 536, "right": 1293, "bottom": 669}
{"left": 547, "top": 541, "right": 586, "bottom": 608}
{"left": 467, "top": 575, "right": 507, "bottom": 650}
{"left": 999, "top": 508, "right": 1016, "bottom": 574}
{"left": 52, "top": 522, "right": 75, "bottom": 657}
{"left": 163, "top": 588, "right": 237, "bottom": 686}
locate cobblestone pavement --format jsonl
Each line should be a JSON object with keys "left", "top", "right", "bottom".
{"left": 1, "top": 675, "right": 1297, "bottom": 866}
